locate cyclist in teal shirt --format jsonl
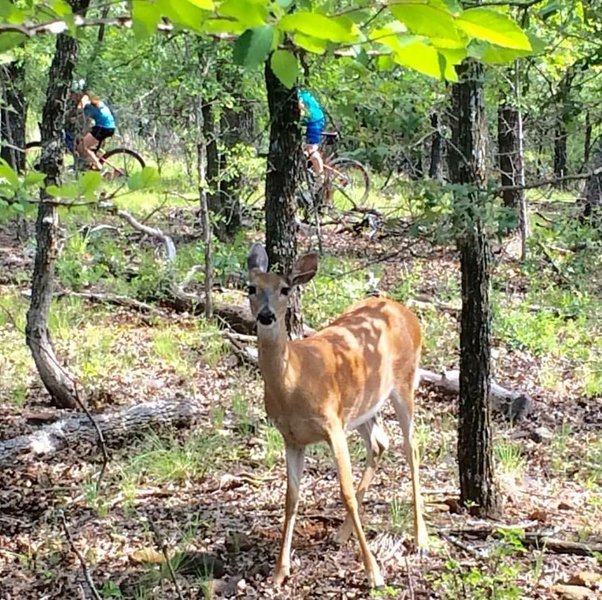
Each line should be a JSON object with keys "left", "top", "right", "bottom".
{"left": 76, "top": 90, "right": 116, "bottom": 170}
{"left": 298, "top": 89, "right": 325, "bottom": 178}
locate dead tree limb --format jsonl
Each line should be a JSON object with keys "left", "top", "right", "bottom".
{"left": 419, "top": 368, "right": 532, "bottom": 421}
{"left": 0, "top": 397, "right": 205, "bottom": 465}
{"left": 60, "top": 511, "right": 102, "bottom": 600}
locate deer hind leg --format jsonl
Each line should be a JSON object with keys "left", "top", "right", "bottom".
{"left": 329, "top": 425, "right": 384, "bottom": 588}
{"left": 335, "top": 417, "right": 389, "bottom": 545}
{"left": 391, "top": 387, "right": 428, "bottom": 550}
{"left": 274, "top": 444, "right": 306, "bottom": 585}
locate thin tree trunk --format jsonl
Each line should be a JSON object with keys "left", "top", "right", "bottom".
{"left": 264, "top": 59, "right": 303, "bottom": 338}
{"left": 498, "top": 102, "right": 522, "bottom": 211}
{"left": 0, "top": 61, "right": 27, "bottom": 173}
{"left": 583, "top": 111, "right": 592, "bottom": 169}
{"left": 428, "top": 112, "right": 444, "bottom": 181}
{"left": 25, "top": 0, "right": 89, "bottom": 409}
{"left": 583, "top": 140, "right": 602, "bottom": 222}
{"left": 449, "top": 59, "right": 499, "bottom": 517}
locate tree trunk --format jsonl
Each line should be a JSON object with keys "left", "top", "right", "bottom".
{"left": 583, "top": 110, "right": 592, "bottom": 169}
{"left": 0, "top": 61, "right": 27, "bottom": 173}
{"left": 497, "top": 102, "right": 524, "bottom": 212}
{"left": 583, "top": 140, "right": 602, "bottom": 222}
{"left": 449, "top": 59, "right": 499, "bottom": 517}
{"left": 554, "top": 119, "right": 568, "bottom": 183}
{"left": 428, "top": 112, "right": 444, "bottom": 181}
{"left": 204, "top": 101, "right": 243, "bottom": 241}
{"left": 26, "top": 2, "right": 89, "bottom": 409}
{"left": 264, "top": 59, "right": 303, "bottom": 338}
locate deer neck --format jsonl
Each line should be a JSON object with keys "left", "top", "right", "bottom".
{"left": 256, "top": 321, "right": 291, "bottom": 393}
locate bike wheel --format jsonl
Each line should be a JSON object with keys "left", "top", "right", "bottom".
{"left": 102, "top": 148, "right": 145, "bottom": 180}
{"left": 326, "top": 157, "right": 370, "bottom": 212}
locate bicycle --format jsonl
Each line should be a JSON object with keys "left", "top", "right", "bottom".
{"left": 299, "top": 131, "right": 371, "bottom": 219}
{"left": 26, "top": 136, "right": 145, "bottom": 180}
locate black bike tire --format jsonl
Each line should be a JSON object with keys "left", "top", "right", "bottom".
{"left": 327, "top": 157, "right": 370, "bottom": 211}
{"left": 102, "top": 147, "right": 146, "bottom": 174}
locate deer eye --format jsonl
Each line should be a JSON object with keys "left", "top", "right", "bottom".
{"left": 281, "top": 286, "right": 290, "bottom": 296}
{"left": 248, "top": 285, "right": 257, "bottom": 295}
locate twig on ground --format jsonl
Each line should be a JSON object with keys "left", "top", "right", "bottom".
{"left": 60, "top": 511, "right": 102, "bottom": 600}
{"left": 148, "top": 516, "right": 185, "bottom": 600}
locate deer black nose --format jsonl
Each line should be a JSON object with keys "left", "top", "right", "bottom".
{"left": 257, "top": 308, "right": 276, "bottom": 325}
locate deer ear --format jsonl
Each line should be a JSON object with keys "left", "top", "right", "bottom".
{"left": 247, "top": 243, "right": 269, "bottom": 274}
{"left": 290, "top": 253, "right": 318, "bottom": 287}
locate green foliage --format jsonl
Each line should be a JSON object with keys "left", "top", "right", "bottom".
{"left": 432, "top": 530, "right": 525, "bottom": 599}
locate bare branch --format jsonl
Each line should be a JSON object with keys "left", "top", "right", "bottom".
{"left": 60, "top": 511, "right": 102, "bottom": 600}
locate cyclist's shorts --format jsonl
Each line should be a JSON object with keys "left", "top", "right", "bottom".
{"left": 305, "top": 118, "right": 325, "bottom": 145}
{"left": 64, "top": 132, "right": 75, "bottom": 152}
{"left": 90, "top": 126, "right": 115, "bottom": 142}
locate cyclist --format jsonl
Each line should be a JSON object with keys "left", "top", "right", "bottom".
{"left": 298, "top": 89, "right": 325, "bottom": 179}
{"left": 76, "top": 90, "right": 116, "bottom": 171}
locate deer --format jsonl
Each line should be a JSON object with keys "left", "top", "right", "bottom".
{"left": 246, "top": 243, "right": 428, "bottom": 588}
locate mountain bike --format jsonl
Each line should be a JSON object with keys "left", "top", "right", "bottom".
{"left": 26, "top": 137, "right": 145, "bottom": 180}
{"left": 299, "top": 132, "right": 370, "bottom": 219}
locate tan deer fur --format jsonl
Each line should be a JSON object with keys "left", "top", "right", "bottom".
{"left": 246, "top": 243, "right": 428, "bottom": 588}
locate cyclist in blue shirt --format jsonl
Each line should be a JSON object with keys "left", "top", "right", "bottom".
{"left": 76, "top": 90, "right": 116, "bottom": 170}
{"left": 298, "top": 89, "right": 325, "bottom": 179}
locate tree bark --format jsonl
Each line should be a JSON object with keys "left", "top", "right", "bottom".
{"left": 497, "top": 102, "right": 524, "bottom": 212}
{"left": 204, "top": 101, "right": 244, "bottom": 241}
{"left": 0, "top": 61, "right": 27, "bottom": 173}
{"left": 449, "top": 59, "right": 499, "bottom": 517}
{"left": 583, "top": 139, "right": 602, "bottom": 222}
{"left": 428, "top": 112, "right": 444, "bottom": 181}
{"left": 26, "top": 1, "right": 90, "bottom": 409}
{"left": 264, "top": 58, "right": 303, "bottom": 338}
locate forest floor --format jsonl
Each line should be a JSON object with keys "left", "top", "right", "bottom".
{"left": 0, "top": 191, "right": 601, "bottom": 600}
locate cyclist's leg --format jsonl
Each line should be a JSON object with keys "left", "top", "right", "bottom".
{"left": 83, "top": 127, "right": 113, "bottom": 171}
{"left": 304, "top": 118, "right": 325, "bottom": 176}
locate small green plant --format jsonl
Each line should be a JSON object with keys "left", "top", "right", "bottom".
{"left": 264, "top": 424, "right": 283, "bottom": 469}
{"left": 389, "top": 497, "right": 412, "bottom": 534}
{"left": 371, "top": 584, "right": 401, "bottom": 598}
{"left": 431, "top": 529, "right": 525, "bottom": 599}
{"left": 494, "top": 441, "right": 525, "bottom": 479}
{"left": 231, "top": 389, "right": 253, "bottom": 434}
{"left": 100, "top": 581, "right": 123, "bottom": 598}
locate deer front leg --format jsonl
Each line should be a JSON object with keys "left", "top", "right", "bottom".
{"left": 329, "top": 426, "right": 384, "bottom": 588}
{"left": 274, "top": 444, "right": 306, "bottom": 585}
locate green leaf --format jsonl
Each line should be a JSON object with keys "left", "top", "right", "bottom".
{"left": 279, "top": 12, "right": 359, "bottom": 43}
{"left": 132, "top": 0, "right": 162, "bottom": 39}
{"left": 219, "top": 0, "right": 267, "bottom": 27}
{"left": 233, "top": 25, "right": 274, "bottom": 69}
{"left": 456, "top": 8, "right": 531, "bottom": 51}
{"left": 292, "top": 32, "right": 329, "bottom": 54}
{"left": 0, "top": 32, "right": 27, "bottom": 53}
{"left": 202, "top": 18, "right": 246, "bottom": 33}
{"left": 392, "top": 37, "right": 447, "bottom": 80}
{"left": 0, "top": 159, "right": 18, "bottom": 187}
{"left": 470, "top": 41, "right": 531, "bottom": 64}
{"left": 390, "top": 1, "right": 461, "bottom": 43}
{"left": 270, "top": 49, "right": 299, "bottom": 88}
{"left": 50, "top": 0, "right": 72, "bottom": 17}
{"left": 23, "top": 172, "right": 46, "bottom": 187}
{"left": 187, "top": 0, "right": 214, "bottom": 8}
{"left": 46, "top": 183, "right": 78, "bottom": 199}
{"left": 78, "top": 170, "right": 102, "bottom": 200}
{"left": 127, "top": 166, "right": 160, "bottom": 191}
{"left": 159, "top": 0, "right": 209, "bottom": 30}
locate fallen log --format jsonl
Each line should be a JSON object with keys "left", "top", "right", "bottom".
{"left": 419, "top": 368, "right": 532, "bottom": 421}
{"left": 0, "top": 397, "right": 205, "bottom": 465}
{"left": 440, "top": 526, "right": 602, "bottom": 557}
